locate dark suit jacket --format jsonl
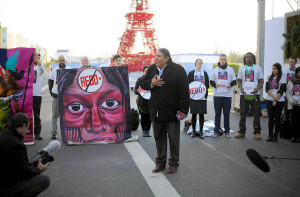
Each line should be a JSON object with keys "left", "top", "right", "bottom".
{"left": 140, "top": 61, "right": 190, "bottom": 122}
{"left": 187, "top": 70, "right": 209, "bottom": 98}
{"left": 0, "top": 126, "right": 40, "bottom": 190}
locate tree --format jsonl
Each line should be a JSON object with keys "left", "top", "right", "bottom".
{"left": 213, "top": 62, "right": 242, "bottom": 76}
{"left": 44, "top": 61, "right": 52, "bottom": 68}
{"left": 227, "top": 49, "right": 244, "bottom": 63}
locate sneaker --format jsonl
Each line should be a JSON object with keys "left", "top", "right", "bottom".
{"left": 212, "top": 133, "right": 220, "bottom": 138}
{"left": 225, "top": 132, "right": 231, "bottom": 138}
{"left": 35, "top": 135, "right": 43, "bottom": 140}
{"left": 255, "top": 133, "right": 261, "bottom": 140}
{"left": 51, "top": 134, "right": 57, "bottom": 139}
{"left": 235, "top": 133, "right": 245, "bottom": 138}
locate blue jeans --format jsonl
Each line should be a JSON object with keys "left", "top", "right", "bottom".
{"left": 213, "top": 97, "right": 232, "bottom": 133}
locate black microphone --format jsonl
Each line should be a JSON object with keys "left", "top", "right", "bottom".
{"left": 246, "top": 148, "right": 300, "bottom": 173}
{"left": 246, "top": 148, "right": 270, "bottom": 172}
{"left": 30, "top": 140, "right": 61, "bottom": 166}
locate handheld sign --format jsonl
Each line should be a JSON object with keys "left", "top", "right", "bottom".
{"left": 78, "top": 68, "right": 103, "bottom": 93}
{"left": 244, "top": 82, "right": 255, "bottom": 95}
{"left": 139, "top": 87, "right": 151, "bottom": 100}
{"left": 217, "top": 79, "right": 228, "bottom": 93}
{"left": 189, "top": 81, "right": 206, "bottom": 100}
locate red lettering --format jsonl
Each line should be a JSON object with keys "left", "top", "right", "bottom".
{"left": 94, "top": 75, "right": 98, "bottom": 85}
{"left": 80, "top": 77, "right": 86, "bottom": 87}
{"left": 89, "top": 75, "right": 94, "bottom": 85}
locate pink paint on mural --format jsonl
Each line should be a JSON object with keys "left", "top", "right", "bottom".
{"left": 0, "top": 47, "right": 35, "bottom": 143}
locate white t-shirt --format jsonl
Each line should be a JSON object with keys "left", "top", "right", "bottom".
{"left": 33, "top": 64, "right": 45, "bottom": 96}
{"left": 283, "top": 68, "right": 296, "bottom": 84}
{"left": 49, "top": 66, "right": 71, "bottom": 94}
{"left": 265, "top": 75, "right": 286, "bottom": 102}
{"left": 210, "top": 66, "right": 236, "bottom": 97}
{"left": 237, "top": 64, "right": 263, "bottom": 95}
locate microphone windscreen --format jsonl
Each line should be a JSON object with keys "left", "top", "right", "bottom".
{"left": 43, "top": 140, "right": 61, "bottom": 155}
{"left": 246, "top": 148, "right": 270, "bottom": 172}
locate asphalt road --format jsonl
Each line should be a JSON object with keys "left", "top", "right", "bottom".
{"left": 26, "top": 73, "right": 300, "bottom": 197}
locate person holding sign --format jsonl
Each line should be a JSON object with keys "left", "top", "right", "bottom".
{"left": 134, "top": 66, "right": 151, "bottom": 137}
{"left": 236, "top": 53, "right": 264, "bottom": 139}
{"left": 286, "top": 67, "right": 300, "bottom": 143}
{"left": 265, "top": 63, "right": 286, "bottom": 142}
{"left": 48, "top": 55, "right": 71, "bottom": 139}
{"left": 210, "top": 54, "right": 236, "bottom": 138}
{"left": 140, "top": 48, "right": 189, "bottom": 174}
{"left": 188, "top": 58, "right": 209, "bottom": 138}
{"left": 283, "top": 57, "right": 297, "bottom": 121}
{"left": 33, "top": 53, "right": 45, "bottom": 140}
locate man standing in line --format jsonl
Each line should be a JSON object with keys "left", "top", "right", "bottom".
{"left": 235, "top": 52, "right": 264, "bottom": 139}
{"left": 48, "top": 55, "right": 70, "bottom": 139}
{"left": 33, "top": 52, "right": 45, "bottom": 140}
{"left": 140, "top": 48, "right": 189, "bottom": 174}
{"left": 0, "top": 113, "right": 50, "bottom": 197}
{"left": 210, "top": 54, "right": 236, "bottom": 138}
{"left": 283, "top": 57, "right": 298, "bottom": 120}
{"left": 81, "top": 56, "right": 92, "bottom": 68}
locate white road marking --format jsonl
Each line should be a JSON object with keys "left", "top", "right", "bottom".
{"left": 124, "top": 142, "right": 181, "bottom": 197}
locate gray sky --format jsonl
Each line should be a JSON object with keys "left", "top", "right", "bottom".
{"left": 0, "top": 0, "right": 298, "bottom": 59}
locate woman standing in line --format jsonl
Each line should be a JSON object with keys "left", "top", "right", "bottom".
{"left": 286, "top": 67, "right": 300, "bottom": 143}
{"left": 134, "top": 66, "right": 151, "bottom": 137}
{"left": 188, "top": 59, "right": 209, "bottom": 139}
{"left": 265, "top": 63, "right": 286, "bottom": 142}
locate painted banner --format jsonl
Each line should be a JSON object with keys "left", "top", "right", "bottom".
{"left": 0, "top": 47, "right": 35, "bottom": 143}
{"left": 58, "top": 66, "right": 132, "bottom": 145}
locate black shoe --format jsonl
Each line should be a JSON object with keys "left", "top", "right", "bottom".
{"left": 266, "top": 135, "right": 273, "bottom": 142}
{"left": 199, "top": 132, "right": 204, "bottom": 139}
{"left": 191, "top": 131, "right": 196, "bottom": 138}
{"left": 272, "top": 134, "right": 278, "bottom": 142}
{"left": 51, "top": 134, "right": 57, "bottom": 139}
{"left": 291, "top": 137, "right": 296, "bottom": 143}
{"left": 35, "top": 135, "right": 43, "bottom": 140}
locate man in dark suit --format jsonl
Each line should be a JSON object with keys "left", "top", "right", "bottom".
{"left": 0, "top": 113, "right": 50, "bottom": 197}
{"left": 140, "top": 48, "right": 189, "bottom": 174}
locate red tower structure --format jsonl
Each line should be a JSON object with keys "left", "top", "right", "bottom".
{"left": 116, "top": 0, "right": 159, "bottom": 72}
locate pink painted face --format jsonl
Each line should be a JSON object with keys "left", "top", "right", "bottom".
{"left": 63, "top": 68, "right": 126, "bottom": 142}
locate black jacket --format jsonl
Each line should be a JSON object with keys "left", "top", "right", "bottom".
{"left": 0, "top": 126, "right": 40, "bottom": 190}
{"left": 134, "top": 75, "right": 148, "bottom": 106}
{"left": 140, "top": 61, "right": 190, "bottom": 121}
{"left": 187, "top": 70, "right": 209, "bottom": 98}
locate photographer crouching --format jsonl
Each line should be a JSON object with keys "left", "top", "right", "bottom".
{"left": 0, "top": 113, "right": 50, "bottom": 197}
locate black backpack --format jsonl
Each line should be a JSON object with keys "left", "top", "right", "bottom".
{"left": 279, "top": 114, "right": 292, "bottom": 139}
{"left": 130, "top": 108, "right": 140, "bottom": 131}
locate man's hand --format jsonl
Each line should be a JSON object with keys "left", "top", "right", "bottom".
{"left": 37, "top": 161, "right": 49, "bottom": 173}
{"left": 292, "top": 102, "right": 299, "bottom": 106}
{"left": 226, "top": 84, "right": 231, "bottom": 88}
{"left": 216, "top": 84, "right": 220, "bottom": 87}
{"left": 137, "top": 88, "right": 140, "bottom": 93}
{"left": 272, "top": 101, "right": 277, "bottom": 106}
{"left": 241, "top": 89, "right": 246, "bottom": 94}
{"left": 178, "top": 111, "right": 187, "bottom": 119}
{"left": 250, "top": 90, "right": 257, "bottom": 94}
{"left": 151, "top": 74, "right": 164, "bottom": 86}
